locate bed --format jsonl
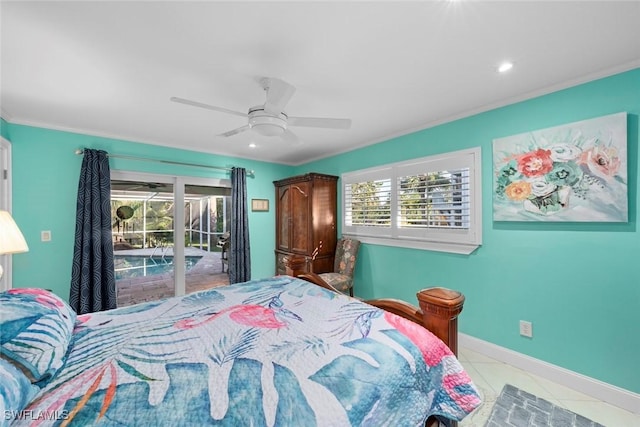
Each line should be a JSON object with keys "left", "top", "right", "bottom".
{"left": 0, "top": 275, "right": 481, "bottom": 427}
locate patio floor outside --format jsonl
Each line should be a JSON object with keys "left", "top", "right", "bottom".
{"left": 114, "top": 247, "right": 229, "bottom": 307}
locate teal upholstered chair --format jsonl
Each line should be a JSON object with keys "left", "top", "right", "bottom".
{"left": 318, "top": 238, "right": 361, "bottom": 297}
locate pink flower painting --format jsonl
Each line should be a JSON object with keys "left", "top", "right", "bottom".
{"left": 493, "top": 112, "right": 627, "bottom": 222}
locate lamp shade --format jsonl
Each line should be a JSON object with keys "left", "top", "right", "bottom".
{"left": 0, "top": 210, "right": 29, "bottom": 254}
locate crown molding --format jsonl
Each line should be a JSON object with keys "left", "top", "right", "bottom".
{"left": 0, "top": 107, "right": 13, "bottom": 122}
{"left": 297, "top": 60, "right": 640, "bottom": 166}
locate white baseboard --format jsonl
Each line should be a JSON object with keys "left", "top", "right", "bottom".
{"left": 459, "top": 333, "right": 640, "bottom": 415}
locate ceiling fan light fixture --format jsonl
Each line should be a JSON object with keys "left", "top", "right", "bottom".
{"left": 172, "top": 79, "right": 351, "bottom": 142}
{"left": 252, "top": 121, "right": 286, "bottom": 136}
{"left": 248, "top": 107, "right": 287, "bottom": 136}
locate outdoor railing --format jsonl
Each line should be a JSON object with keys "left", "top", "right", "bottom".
{"left": 113, "top": 229, "right": 226, "bottom": 252}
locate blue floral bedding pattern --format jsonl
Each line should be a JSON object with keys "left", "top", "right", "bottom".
{"left": 0, "top": 358, "right": 41, "bottom": 426}
{"left": 0, "top": 289, "right": 76, "bottom": 384}
{"left": 12, "top": 277, "right": 480, "bottom": 426}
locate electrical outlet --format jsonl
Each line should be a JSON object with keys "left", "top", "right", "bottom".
{"left": 519, "top": 320, "right": 533, "bottom": 338}
{"left": 41, "top": 230, "right": 52, "bottom": 242}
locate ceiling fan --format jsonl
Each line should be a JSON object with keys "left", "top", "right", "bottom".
{"left": 170, "top": 77, "right": 351, "bottom": 144}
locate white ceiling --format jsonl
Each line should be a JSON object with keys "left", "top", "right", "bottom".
{"left": 2, "top": 1, "right": 639, "bottom": 165}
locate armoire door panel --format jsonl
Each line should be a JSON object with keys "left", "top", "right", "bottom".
{"left": 277, "top": 186, "right": 291, "bottom": 252}
{"left": 312, "top": 182, "right": 337, "bottom": 256}
{"left": 290, "top": 182, "right": 311, "bottom": 253}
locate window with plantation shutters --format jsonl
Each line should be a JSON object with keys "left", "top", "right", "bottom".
{"left": 345, "top": 178, "right": 392, "bottom": 228}
{"left": 342, "top": 147, "right": 482, "bottom": 254}
{"left": 397, "top": 168, "right": 470, "bottom": 230}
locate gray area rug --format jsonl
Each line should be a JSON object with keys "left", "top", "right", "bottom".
{"left": 484, "top": 384, "right": 605, "bottom": 427}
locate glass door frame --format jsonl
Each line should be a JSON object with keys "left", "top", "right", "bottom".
{"left": 110, "top": 169, "right": 231, "bottom": 297}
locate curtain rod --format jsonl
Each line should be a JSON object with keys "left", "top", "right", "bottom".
{"left": 74, "top": 149, "right": 255, "bottom": 177}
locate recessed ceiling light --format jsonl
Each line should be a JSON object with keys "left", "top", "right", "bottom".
{"left": 249, "top": 143, "right": 257, "bottom": 148}
{"left": 498, "top": 61, "right": 514, "bottom": 73}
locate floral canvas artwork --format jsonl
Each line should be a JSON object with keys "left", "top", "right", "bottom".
{"left": 493, "top": 112, "right": 627, "bottom": 222}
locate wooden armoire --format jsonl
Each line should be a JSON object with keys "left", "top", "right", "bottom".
{"left": 274, "top": 173, "right": 338, "bottom": 276}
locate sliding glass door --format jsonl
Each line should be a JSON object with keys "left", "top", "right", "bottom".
{"left": 110, "top": 171, "right": 230, "bottom": 307}
{"left": 182, "top": 183, "right": 232, "bottom": 294}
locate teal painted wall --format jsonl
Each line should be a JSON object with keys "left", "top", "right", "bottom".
{"left": 8, "top": 124, "right": 294, "bottom": 299}
{"left": 1, "top": 117, "right": 10, "bottom": 140}
{"left": 297, "top": 68, "right": 640, "bottom": 394}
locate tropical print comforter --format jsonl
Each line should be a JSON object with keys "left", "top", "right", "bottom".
{"left": 7, "top": 276, "right": 481, "bottom": 426}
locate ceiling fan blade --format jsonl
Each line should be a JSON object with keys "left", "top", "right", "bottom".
{"left": 282, "top": 129, "right": 301, "bottom": 146}
{"left": 170, "top": 97, "right": 247, "bottom": 118}
{"left": 263, "top": 78, "right": 296, "bottom": 115}
{"left": 218, "top": 125, "right": 250, "bottom": 137}
{"left": 288, "top": 116, "right": 352, "bottom": 129}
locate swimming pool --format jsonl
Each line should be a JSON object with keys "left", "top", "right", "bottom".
{"left": 114, "top": 255, "right": 202, "bottom": 280}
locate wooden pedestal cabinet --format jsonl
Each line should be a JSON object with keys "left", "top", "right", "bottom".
{"left": 274, "top": 173, "right": 338, "bottom": 276}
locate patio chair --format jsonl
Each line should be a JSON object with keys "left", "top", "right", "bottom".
{"left": 216, "top": 232, "right": 230, "bottom": 273}
{"left": 221, "top": 240, "right": 230, "bottom": 273}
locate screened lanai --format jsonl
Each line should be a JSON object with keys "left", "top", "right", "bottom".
{"left": 110, "top": 180, "right": 231, "bottom": 307}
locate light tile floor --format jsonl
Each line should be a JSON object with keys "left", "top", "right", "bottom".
{"left": 458, "top": 347, "right": 640, "bottom": 427}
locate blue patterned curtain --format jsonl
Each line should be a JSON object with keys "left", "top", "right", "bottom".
{"left": 70, "top": 149, "right": 116, "bottom": 314}
{"left": 229, "top": 167, "right": 251, "bottom": 284}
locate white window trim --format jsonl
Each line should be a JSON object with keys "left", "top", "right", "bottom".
{"left": 341, "top": 147, "right": 482, "bottom": 255}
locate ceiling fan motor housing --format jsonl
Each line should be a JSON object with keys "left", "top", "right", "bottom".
{"left": 248, "top": 106, "right": 287, "bottom": 136}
